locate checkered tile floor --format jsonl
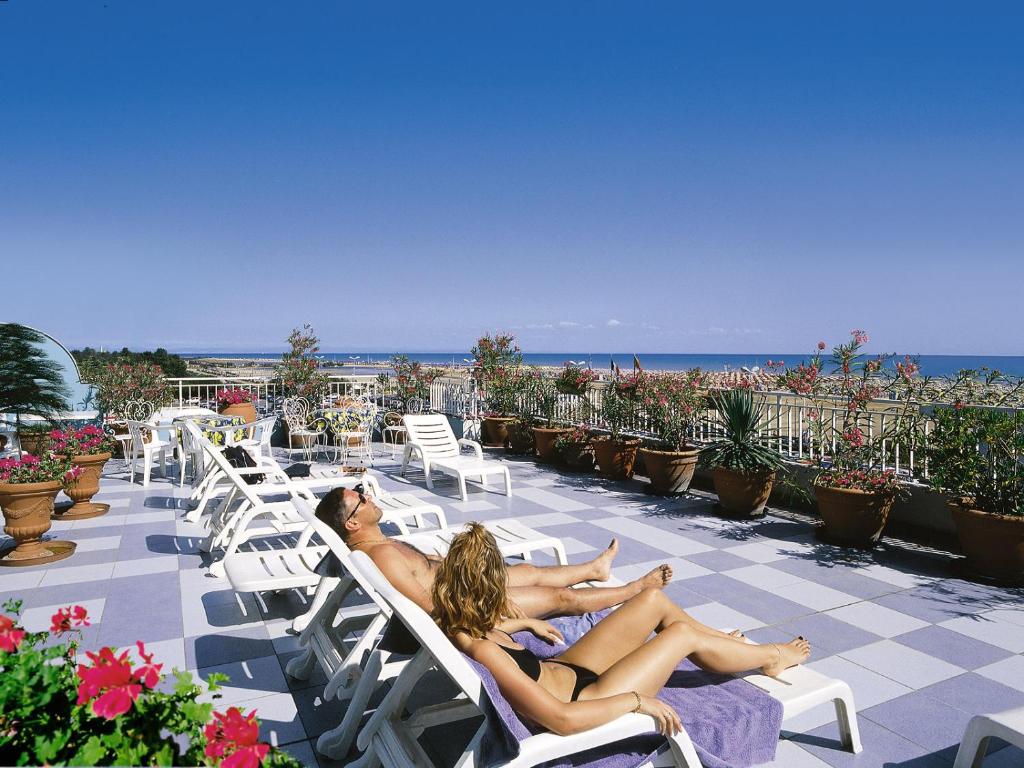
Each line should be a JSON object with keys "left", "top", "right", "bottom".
{"left": 3, "top": 446, "right": 1023, "bottom": 767}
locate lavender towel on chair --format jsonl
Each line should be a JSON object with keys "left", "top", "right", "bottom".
{"left": 469, "top": 611, "right": 783, "bottom": 768}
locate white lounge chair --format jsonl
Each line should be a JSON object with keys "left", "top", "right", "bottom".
{"left": 401, "top": 414, "right": 512, "bottom": 502}
{"left": 283, "top": 500, "right": 574, "bottom": 758}
{"left": 349, "top": 550, "right": 863, "bottom": 768}
{"left": 953, "top": 705, "right": 1024, "bottom": 768}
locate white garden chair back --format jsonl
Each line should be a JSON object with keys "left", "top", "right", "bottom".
{"left": 401, "top": 414, "right": 512, "bottom": 501}
{"left": 125, "top": 418, "right": 175, "bottom": 487}
{"left": 283, "top": 397, "right": 326, "bottom": 461}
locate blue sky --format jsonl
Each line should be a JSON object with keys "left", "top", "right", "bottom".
{"left": 1, "top": 2, "right": 1021, "bottom": 355}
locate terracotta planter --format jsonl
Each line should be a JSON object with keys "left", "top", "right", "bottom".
{"left": 533, "top": 427, "right": 571, "bottom": 463}
{"left": 220, "top": 402, "right": 257, "bottom": 424}
{"left": 639, "top": 446, "right": 700, "bottom": 495}
{"left": 0, "top": 435, "right": 7, "bottom": 451}
{"left": 949, "top": 501, "right": 1024, "bottom": 584}
{"left": 712, "top": 467, "right": 776, "bottom": 517}
{"left": 17, "top": 431, "right": 50, "bottom": 456}
{"left": 505, "top": 423, "right": 535, "bottom": 455}
{"left": 592, "top": 437, "right": 641, "bottom": 480}
{"left": 0, "top": 480, "right": 75, "bottom": 566}
{"left": 481, "top": 416, "right": 515, "bottom": 448}
{"left": 814, "top": 484, "right": 896, "bottom": 547}
{"left": 559, "top": 441, "right": 594, "bottom": 472}
{"left": 54, "top": 452, "right": 112, "bottom": 521}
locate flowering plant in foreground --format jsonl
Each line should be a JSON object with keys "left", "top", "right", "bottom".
{"left": 216, "top": 387, "right": 255, "bottom": 406}
{"left": 48, "top": 424, "right": 116, "bottom": 458}
{"left": 0, "top": 453, "right": 79, "bottom": 485}
{"left": 0, "top": 600, "right": 300, "bottom": 767}
{"left": 637, "top": 370, "right": 708, "bottom": 452}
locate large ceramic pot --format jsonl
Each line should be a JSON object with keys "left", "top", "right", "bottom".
{"left": 533, "top": 427, "right": 571, "bottom": 463}
{"left": 949, "top": 501, "right": 1024, "bottom": 584}
{"left": 591, "top": 437, "right": 641, "bottom": 480}
{"left": 505, "top": 422, "right": 535, "bottom": 455}
{"left": 712, "top": 467, "right": 776, "bottom": 517}
{"left": 220, "top": 402, "right": 257, "bottom": 424}
{"left": 640, "top": 446, "right": 700, "bottom": 495}
{"left": 54, "top": 452, "right": 113, "bottom": 521}
{"left": 0, "top": 480, "right": 75, "bottom": 566}
{"left": 481, "top": 416, "right": 515, "bottom": 448}
{"left": 814, "top": 484, "right": 896, "bottom": 546}
{"left": 559, "top": 441, "right": 594, "bottom": 472}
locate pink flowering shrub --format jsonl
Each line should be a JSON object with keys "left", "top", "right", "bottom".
{"left": 556, "top": 363, "right": 599, "bottom": 395}
{"left": 48, "top": 424, "right": 115, "bottom": 458}
{"left": 0, "top": 600, "right": 301, "bottom": 767}
{"left": 216, "top": 387, "right": 255, "bottom": 406}
{"left": 0, "top": 453, "right": 78, "bottom": 485}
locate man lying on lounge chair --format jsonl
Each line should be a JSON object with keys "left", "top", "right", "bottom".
{"left": 314, "top": 486, "right": 672, "bottom": 622}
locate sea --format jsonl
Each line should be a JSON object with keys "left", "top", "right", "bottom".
{"left": 180, "top": 352, "right": 1024, "bottom": 378}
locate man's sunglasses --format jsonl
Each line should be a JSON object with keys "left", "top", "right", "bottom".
{"left": 345, "top": 483, "right": 367, "bottom": 522}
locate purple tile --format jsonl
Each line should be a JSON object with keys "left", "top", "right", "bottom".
{"left": 661, "top": 581, "right": 713, "bottom": 610}
{"left": 187, "top": 625, "right": 274, "bottom": 669}
{"left": 686, "top": 550, "right": 763, "bottom": 573}
{"left": 771, "top": 613, "right": 884, "bottom": 658}
{"left": 894, "top": 625, "right": 1013, "bottom": 670}
{"left": 770, "top": 559, "right": 897, "bottom": 600}
{"left": 861, "top": 690, "right": 973, "bottom": 753}
{"left": 792, "top": 715, "right": 950, "bottom": 768}
{"left": 918, "top": 672, "right": 1024, "bottom": 714}
{"left": 874, "top": 586, "right": 981, "bottom": 624}
{"left": 683, "top": 573, "right": 811, "bottom": 624}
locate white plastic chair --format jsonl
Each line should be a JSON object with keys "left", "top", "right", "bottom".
{"left": 953, "top": 705, "right": 1024, "bottom": 768}
{"left": 381, "top": 411, "right": 407, "bottom": 459}
{"left": 126, "top": 419, "right": 176, "bottom": 486}
{"left": 401, "top": 414, "right": 512, "bottom": 501}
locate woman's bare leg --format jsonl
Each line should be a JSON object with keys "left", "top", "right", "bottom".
{"left": 506, "top": 539, "right": 621, "bottom": 588}
{"left": 509, "top": 566, "right": 670, "bottom": 618}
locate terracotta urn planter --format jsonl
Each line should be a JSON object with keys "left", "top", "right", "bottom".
{"left": 0, "top": 480, "right": 76, "bottom": 566}
{"left": 712, "top": 467, "right": 776, "bottom": 517}
{"left": 814, "top": 484, "right": 896, "bottom": 547}
{"left": 533, "top": 427, "right": 571, "bottom": 463}
{"left": 17, "top": 431, "right": 50, "bottom": 456}
{"left": 592, "top": 437, "right": 641, "bottom": 480}
{"left": 219, "top": 402, "right": 257, "bottom": 424}
{"left": 639, "top": 446, "right": 700, "bottom": 495}
{"left": 949, "top": 501, "right": 1024, "bottom": 584}
{"left": 481, "top": 416, "right": 515, "bottom": 448}
{"left": 505, "top": 422, "right": 535, "bottom": 455}
{"left": 559, "top": 441, "right": 594, "bottom": 472}
{"left": 53, "top": 452, "right": 113, "bottom": 521}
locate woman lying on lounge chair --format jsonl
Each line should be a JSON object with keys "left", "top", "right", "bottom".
{"left": 433, "top": 523, "right": 811, "bottom": 737}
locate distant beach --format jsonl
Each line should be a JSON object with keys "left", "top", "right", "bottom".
{"left": 181, "top": 352, "right": 1024, "bottom": 378}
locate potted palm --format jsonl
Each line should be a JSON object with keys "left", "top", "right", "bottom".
{"left": 702, "top": 388, "right": 786, "bottom": 517}
{"left": 591, "top": 381, "right": 641, "bottom": 480}
{"left": 0, "top": 324, "right": 71, "bottom": 458}
{"left": 49, "top": 425, "right": 116, "bottom": 520}
{"left": 0, "top": 453, "right": 78, "bottom": 565}
{"left": 927, "top": 403, "right": 1023, "bottom": 583}
{"left": 637, "top": 370, "right": 705, "bottom": 495}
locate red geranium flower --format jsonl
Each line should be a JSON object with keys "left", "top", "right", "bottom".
{"left": 0, "top": 614, "right": 26, "bottom": 653}
{"left": 205, "top": 707, "right": 271, "bottom": 768}
{"left": 76, "top": 644, "right": 162, "bottom": 719}
{"left": 51, "top": 604, "right": 91, "bottom": 634}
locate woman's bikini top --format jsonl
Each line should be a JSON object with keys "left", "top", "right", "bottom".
{"left": 494, "top": 630, "right": 542, "bottom": 680}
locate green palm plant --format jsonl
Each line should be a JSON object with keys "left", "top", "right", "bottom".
{"left": 701, "top": 388, "right": 786, "bottom": 472}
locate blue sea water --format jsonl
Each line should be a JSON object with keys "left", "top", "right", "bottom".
{"left": 181, "top": 352, "right": 1024, "bottom": 378}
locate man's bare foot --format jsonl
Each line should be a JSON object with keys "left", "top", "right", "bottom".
{"left": 729, "top": 630, "right": 747, "bottom": 640}
{"left": 761, "top": 638, "right": 811, "bottom": 677}
{"left": 638, "top": 563, "right": 673, "bottom": 590}
{"left": 590, "top": 539, "right": 619, "bottom": 581}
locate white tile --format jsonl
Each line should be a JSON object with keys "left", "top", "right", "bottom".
{"left": 94, "top": 496, "right": 132, "bottom": 509}
{"left": 723, "top": 564, "right": 807, "bottom": 590}
{"left": 519, "top": 476, "right": 559, "bottom": 487}
{"left": 758, "top": 739, "right": 832, "bottom": 767}
{"left": 591, "top": 517, "right": 713, "bottom": 556}
{"left": 111, "top": 555, "right": 179, "bottom": 579}
{"left": 70, "top": 514, "right": 127, "bottom": 529}
{"left": 231, "top": 690, "right": 306, "bottom": 747}
{"left": 0, "top": 569, "right": 46, "bottom": 592}
{"left": 38, "top": 561, "right": 115, "bottom": 587}
{"left": 825, "top": 601, "right": 929, "bottom": 638}
{"left": 772, "top": 581, "right": 857, "bottom": 612}
{"left": 120, "top": 637, "right": 187, "bottom": 673}
{"left": 985, "top": 608, "right": 1024, "bottom": 628}
{"left": 596, "top": 504, "right": 647, "bottom": 517}
{"left": 940, "top": 613, "right": 1024, "bottom": 653}
{"left": 74, "top": 535, "right": 123, "bottom": 553}
{"left": 976, "top": 654, "right": 1024, "bottom": 690}
{"left": 686, "top": 602, "right": 765, "bottom": 633}
{"left": 853, "top": 563, "right": 939, "bottom": 589}
{"left": 722, "top": 541, "right": 789, "bottom": 564}
{"left": 840, "top": 640, "right": 964, "bottom": 689}
{"left": 448, "top": 499, "right": 500, "bottom": 513}
{"left": 21, "top": 598, "right": 107, "bottom": 632}
{"left": 558, "top": 537, "right": 599, "bottom": 556}
{"left": 613, "top": 557, "right": 712, "bottom": 583}
{"left": 514, "top": 487, "right": 592, "bottom": 513}
{"left": 780, "top": 655, "right": 913, "bottom": 734}
{"left": 125, "top": 510, "right": 177, "bottom": 525}
{"left": 513, "top": 512, "right": 581, "bottom": 528}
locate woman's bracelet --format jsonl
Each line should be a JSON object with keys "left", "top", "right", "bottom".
{"left": 630, "top": 691, "right": 642, "bottom": 713}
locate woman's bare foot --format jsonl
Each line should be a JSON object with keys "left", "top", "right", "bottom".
{"left": 589, "top": 539, "right": 619, "bottom": 581}
{"left": 761, "top": 638, "right": 811, "bottom": 677}
{"left": 729, "top": 630, "right": 747, "bottom": 641}
{"left": 638, "top": 563, "right": 673, "bottom": 590}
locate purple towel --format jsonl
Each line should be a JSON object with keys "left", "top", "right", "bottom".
{"left": 467, "top": 612, "right": 783, "bottom": 768}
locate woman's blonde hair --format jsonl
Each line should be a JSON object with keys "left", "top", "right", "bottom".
{"left": 431, "top": 522, "right": 509, "bottom": 638}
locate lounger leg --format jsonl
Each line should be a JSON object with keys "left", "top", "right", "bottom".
{"left": 284, "top": 646, "right": 318, "bottom": 681}
{"left": 503, "top": 468, "right": 512, "bottom": 497}
{"left": 292, "top": 576, "right": 335, "bottom": 633}
{"left": 317, "top": 650, "right": 384, "bottom": 760}
{"left": 953, "top": 716, "right": 990, "bottom": 768}
{"left": 143, "top": 454, "right": 152, "bottom": 487}
{"left": 833, "top": 686, "right": 863, "bottom": 753}
{"left": 459, "top": 474, "right": 469, "bottom": 502}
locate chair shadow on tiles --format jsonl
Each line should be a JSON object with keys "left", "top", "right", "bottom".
{"left": 144, "top": 495, "right": 192, "bottom": 510}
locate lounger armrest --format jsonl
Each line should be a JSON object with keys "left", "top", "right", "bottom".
{"left": 457, "top": 438, "right": 483, "bottom": 460}
{"left": 516, "top": 713, "right": 669, "bottom": 765}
